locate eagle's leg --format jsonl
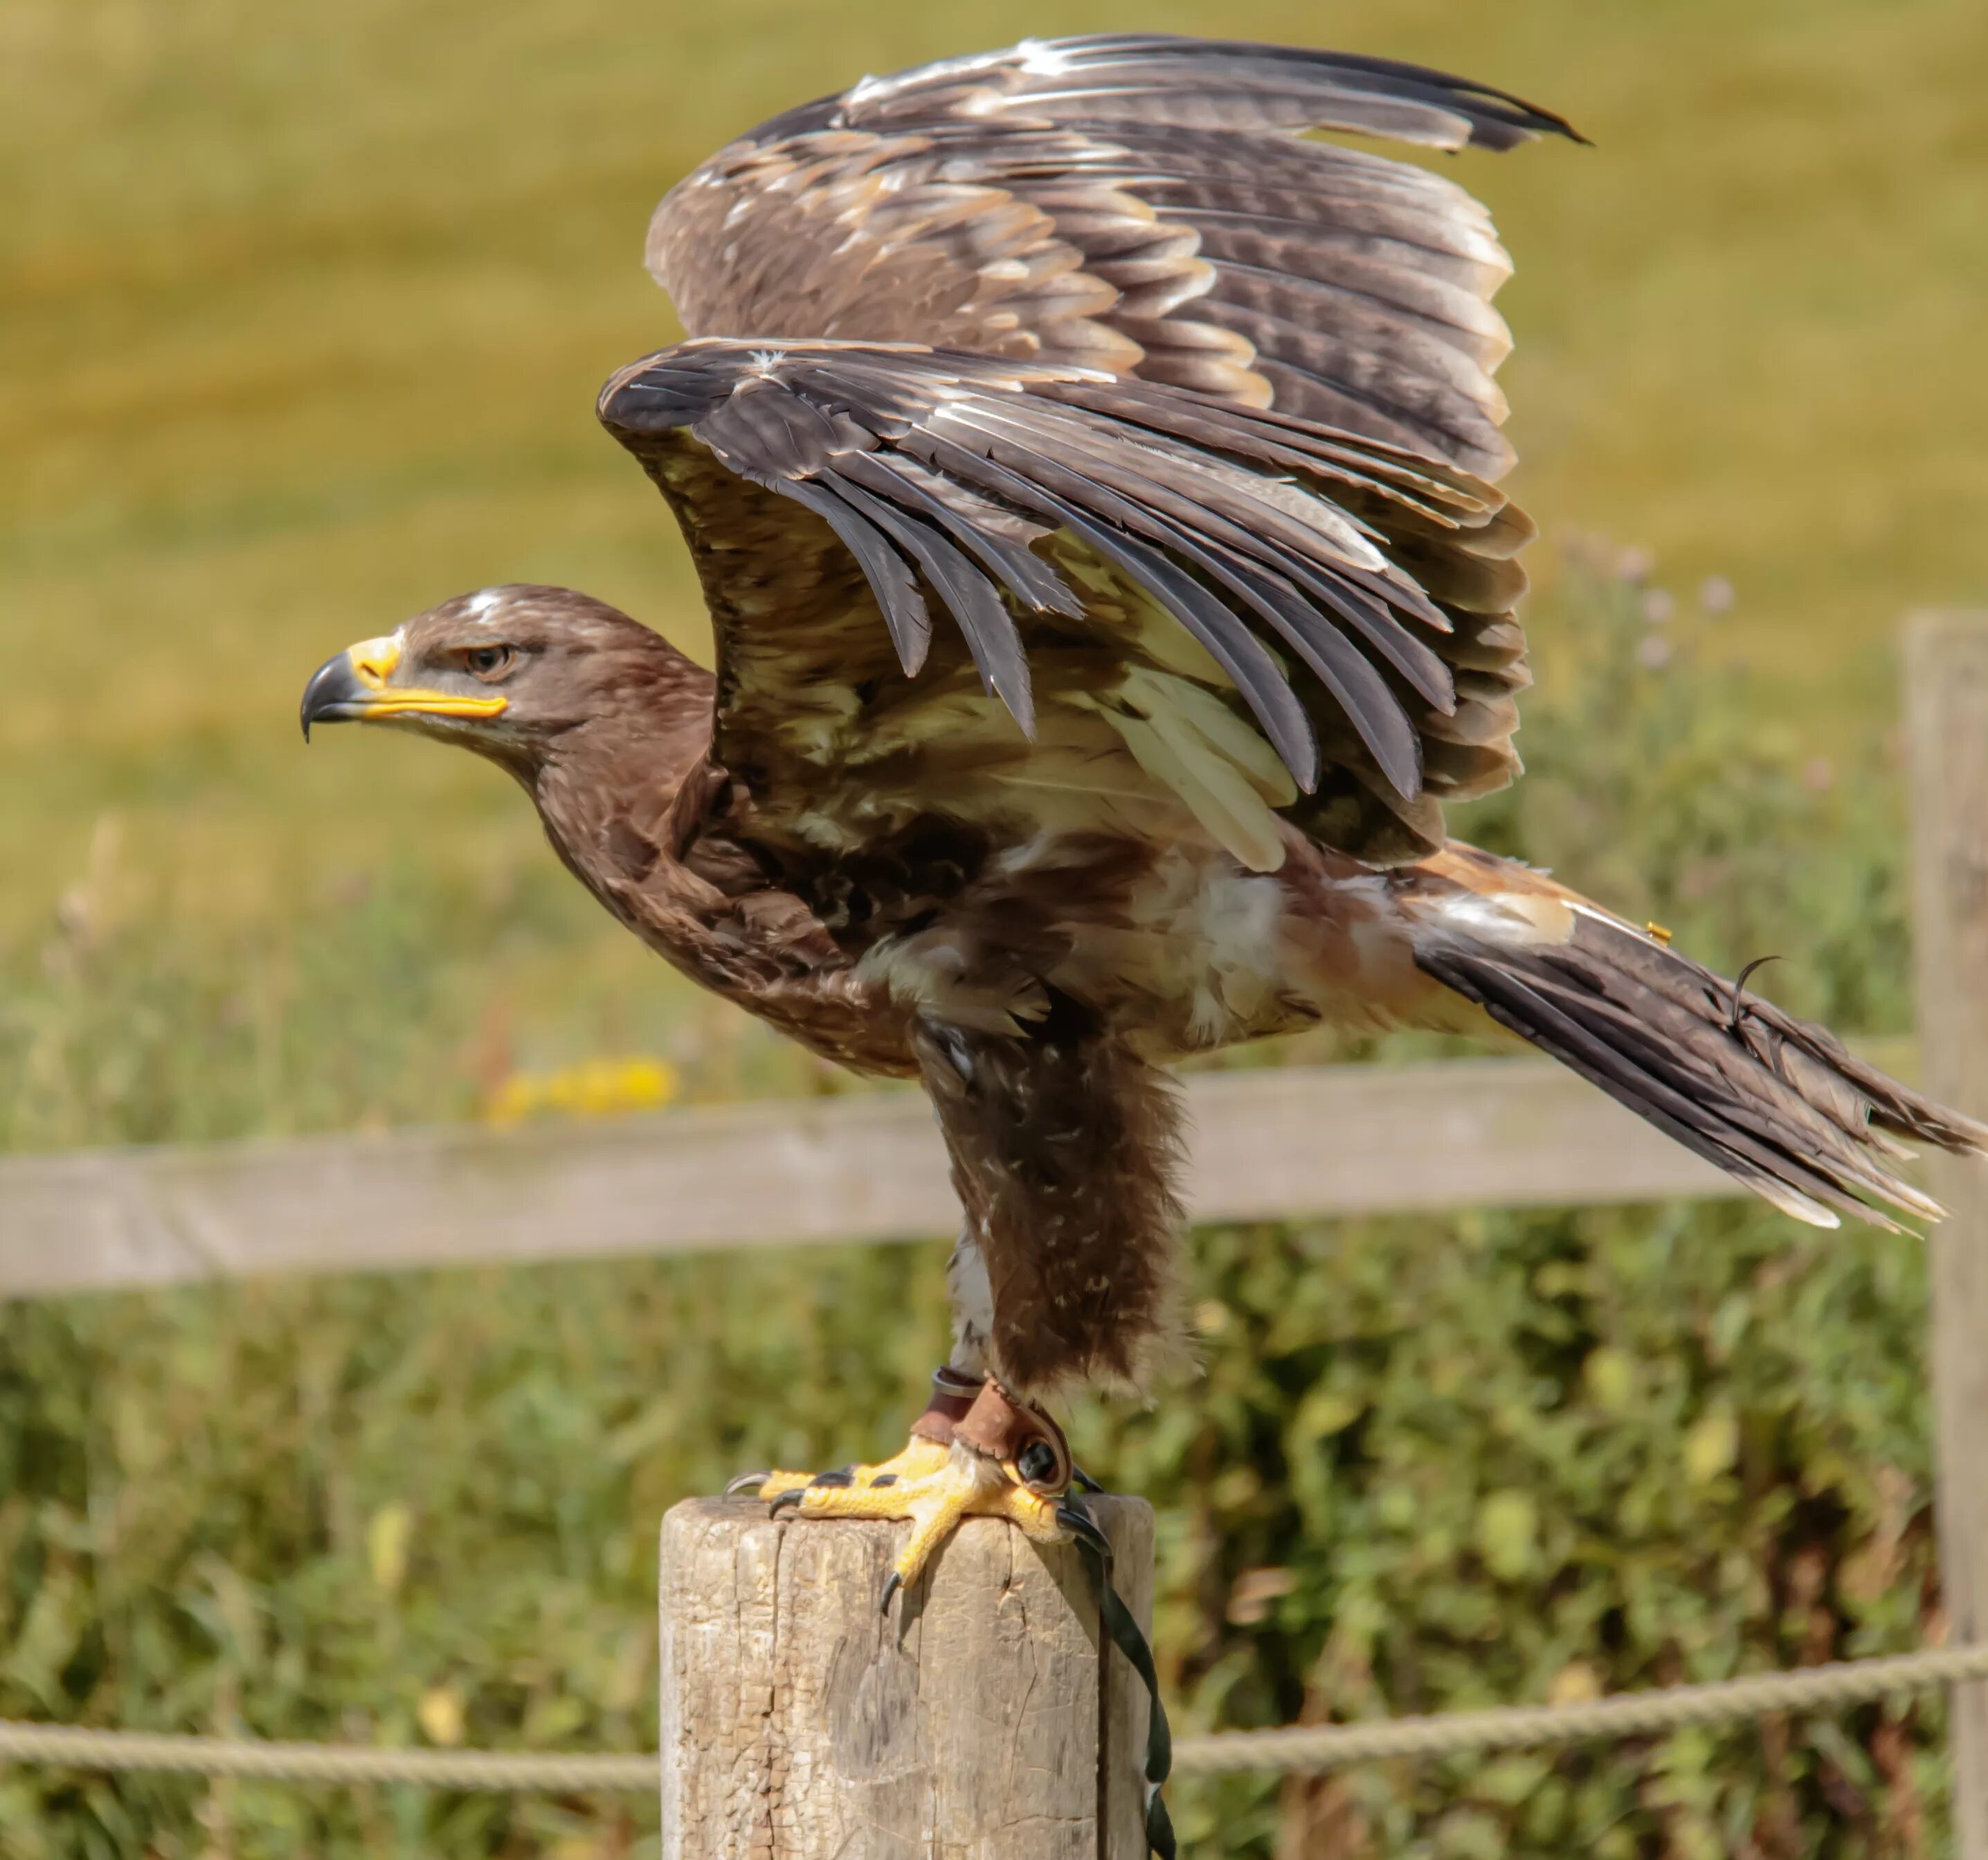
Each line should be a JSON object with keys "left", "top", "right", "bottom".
{"left": 734, "top": 1011, "right": 1180, "bottom": 1597}
{"left": 730, "top": 1229, "right": 1076, "bottom": 1599}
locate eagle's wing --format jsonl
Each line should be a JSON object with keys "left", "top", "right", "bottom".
{"left": 599, "top": 340, "right": 1531, "bottom": 872}
{"left": 644, "top": 35, "right": 1580, "bottom": 481}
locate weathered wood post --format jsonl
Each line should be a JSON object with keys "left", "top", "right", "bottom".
{"left": 659, "top": 1495, "right": 1155, "bottom": 1859}
{"left": 1906, "top": 611, "right": 1988, "bottom": 1860}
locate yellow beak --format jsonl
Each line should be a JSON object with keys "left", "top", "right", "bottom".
{"left": 300, "top": 635, "right": 507, "bottom": 738}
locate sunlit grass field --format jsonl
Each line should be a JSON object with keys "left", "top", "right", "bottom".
{"left": 4, "top": 0, "right": 1984, "bottom": 986}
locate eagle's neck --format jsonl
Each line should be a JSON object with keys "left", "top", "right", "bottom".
{"left": 521, "top": 669, "right": 909, "bottom": 1074}
{"left": 525, "top": 678, "right": 716, "bottom": 910}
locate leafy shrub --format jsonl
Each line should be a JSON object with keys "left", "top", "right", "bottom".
{"left": 0, "top": 561, "right": 1947, "bottom": 1856}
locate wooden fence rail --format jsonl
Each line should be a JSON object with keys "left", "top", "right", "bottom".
{"left": 0, "top": 1055, "right": 1758, "bottom": 1301}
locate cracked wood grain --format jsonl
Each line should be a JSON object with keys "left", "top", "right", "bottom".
{"left": 660, "top": 1497, "right": 1153, "bottom": 1859}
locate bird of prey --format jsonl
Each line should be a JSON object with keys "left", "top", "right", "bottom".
{"left": 302, "top": 36, "right": 1984, "bottom": 1597}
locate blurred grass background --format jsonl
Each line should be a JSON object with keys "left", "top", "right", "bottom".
{"left": 1, "top": 0, "right": 1982, "bottom": 1853}
{"left": 4, "top": 0, "right": 1985, "bottom": 953}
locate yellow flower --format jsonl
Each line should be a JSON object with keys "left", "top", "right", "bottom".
{"left": 483, "top": 1056, "right": 678, "bottom": 1126}
{"left": 1548, "top": 1661, "right": 1603, "bottom": 1706}
{"left": 417, "top": 1685, "right": 466, "bottom": 1747}
{"left": 1582, "top": 1346, "right": 1637, "bottom": 1411}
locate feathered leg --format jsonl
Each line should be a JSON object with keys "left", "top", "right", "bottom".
{"left": 734, "top": 1002, "right": 1186, "bottom": 1598}
{"left": 945, "top": 1222, "right": 995, "bottom": 1380}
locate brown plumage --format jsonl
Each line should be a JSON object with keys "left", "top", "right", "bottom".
{"left": 304, "top": 35, "right": 1982, "bottom": 1411}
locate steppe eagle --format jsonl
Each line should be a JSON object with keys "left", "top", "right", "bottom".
{"left": 302, "top": 36, "right": 1983, "bottom": 1605}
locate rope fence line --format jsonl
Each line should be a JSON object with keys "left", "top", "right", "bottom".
{"left": 4, "top": 1643, "right": 1982, "bottom": 1791}
{"left": 1173, "top": 1643, "right": 1988, "bottom": 1778}
{"left": 0, "top": 1724, "right": 655, "bottom": 1793}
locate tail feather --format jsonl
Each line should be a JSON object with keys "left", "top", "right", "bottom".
{"left": 1404, "top": 847, "right": 1988, "bottom": 1229}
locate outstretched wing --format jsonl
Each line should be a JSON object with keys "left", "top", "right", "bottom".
{"left": 599, "top": 340, "right": 1531, "bottom": 872}
{"left": 645, "top": 35, "right": 1579, "bottom": 480}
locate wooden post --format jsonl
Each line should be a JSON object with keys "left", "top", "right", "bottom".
{"left": 659, "top": 1495, "right": 1155, "bottom": 1859}
{"left": 1906, "top": 611, "right": 1988, "bottom": 1860}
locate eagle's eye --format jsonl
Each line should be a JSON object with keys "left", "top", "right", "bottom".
{"left": 458, "top": 644, "right": 516, "bottom": 680}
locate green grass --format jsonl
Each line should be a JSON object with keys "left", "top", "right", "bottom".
{"left": 3, "top": 0, "right": 1984, "bottom": 956}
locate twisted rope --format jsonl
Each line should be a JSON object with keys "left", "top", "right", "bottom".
{"left": 1, "top": 1643, "right": 1981, "bottom": 1789}
{"left": 0, "top": 1724, "right": 653, "bottom": 1791}
{"left": 1170, "top": 1643, "right": 1988, "bottom": 1777}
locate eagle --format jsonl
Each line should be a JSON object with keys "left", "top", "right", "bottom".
{"left": 301, "top": 36, "right": 1984, "bottom": 1598}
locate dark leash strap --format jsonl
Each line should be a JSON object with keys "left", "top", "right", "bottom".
{"left": 1060, "top": 1483, "right": 1177, "bottom": 1860}
{"left": 909, "top": 1373, "right": 1175, "bottom": 1852}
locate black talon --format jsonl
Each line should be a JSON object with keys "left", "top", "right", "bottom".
{"left": 808, "top": 1468, "right": 854, "bottom": 1488}
{"left": 724, "top": 1471, "right": 771, "bottom": 1497}
{"left": 1071, "top": 1465, "right": 1104, "bottom": 1495}
{"left": 870, "top": 1473, "right": 897, "bottom": 1488}
{"left": 1056, "top": 1498, "right": 1114, "bottom": 1562}
{"left": 879, "top": 1571, "right": 903, "bottom": 1616}
{"left": 768, "top": 1489, "right": 805, "bottom": 1518}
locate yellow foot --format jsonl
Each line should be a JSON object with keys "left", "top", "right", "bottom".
{"left": 741, "top": 1438, "right": 1066, "bottom": 1602}
{"left": 726, "top": 1375, "right": 1090, "bottom": 1607}
{"left": 748, "top": 1436, "right": 950, "bottom": 1504}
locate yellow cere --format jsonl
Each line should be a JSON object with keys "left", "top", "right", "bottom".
{"left": 345, "top": 635, "right": 403, "bottom": 688}
{"left": 484, "top": 1056, "right": 680, "bottom": 1126}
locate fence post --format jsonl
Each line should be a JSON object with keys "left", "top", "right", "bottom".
{"left": 1905, "top": 611, "right": 1988, "bottom": 1860}
{"left": 658, "top": 1495, "right": 1155, "bottom": 1858}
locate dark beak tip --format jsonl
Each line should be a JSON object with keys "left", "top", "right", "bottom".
{"left": 300, "top": 651, "right": 365, "bottom": 742}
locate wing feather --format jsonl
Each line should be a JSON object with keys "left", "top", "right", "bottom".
{"left": 923, "top": 397, "right": 1430, "bottom": 791}
{"left": 1142, "top": 521, "right": 1423, "bottom": 799}
{"left": 1105, "top": 710, "right": 1287, "bottom": 874}
{"left": 940, "top": 394, "right": 1459, "bottom": 704}
{"left": 930, "top": 434, "right": 1322, "bottom": 788}
{"left": 822, "top": 470, "right": 1036, "bottom": 730}
{"left": 599, "top": 338, "right": 1533, "bottom": 864}
{"left": 645, "top": 33, "right": 1578, "bottom": 480}
{"left": 835, "top": 450, "right": 1085, "bottom": 619}
{"left": 775, "top": 478, "right": 932, "bottom": 676}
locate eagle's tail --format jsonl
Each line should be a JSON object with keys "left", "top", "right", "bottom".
{"left": 1400, "top": 844, "right": 1987, "bottom": 1229}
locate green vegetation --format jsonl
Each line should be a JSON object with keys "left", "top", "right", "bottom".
{"left": 3, "top": 0, "right": 1976, "bottom": 1851}
{"left": 1, "top": 580, "right": 1951, "bottom": 1856}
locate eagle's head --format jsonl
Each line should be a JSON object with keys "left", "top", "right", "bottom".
{"left": 300, "top": 584, "right": 703, "bottom": 770}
